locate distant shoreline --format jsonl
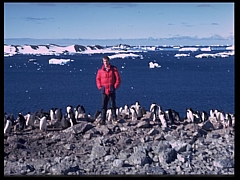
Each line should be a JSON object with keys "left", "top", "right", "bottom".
{"left": 4, "top": 38, "right": 234, "bottom": 47}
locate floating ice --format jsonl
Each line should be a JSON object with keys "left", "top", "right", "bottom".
{"left": 174, "top": 53, "right": 190, "bottom": 57}
{"left": 49, "top": 58, "right": 71, "bottom": 65}
{"left": 108, "top": 53, "right": 143, "bottom": 59}
{"left": 149, "top": 62, "right": 161, "bottom": 68}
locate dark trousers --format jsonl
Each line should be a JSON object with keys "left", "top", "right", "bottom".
{"left": 101, "top": 93, "right": 117, "bottom": 121}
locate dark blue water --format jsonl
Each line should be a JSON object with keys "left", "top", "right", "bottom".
{"left": 4, "top": 51, "right": 235, "bottom": 118}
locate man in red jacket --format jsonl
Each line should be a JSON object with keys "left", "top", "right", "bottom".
{"left": 96, "top": 56, "right": 121, "bottom": 125}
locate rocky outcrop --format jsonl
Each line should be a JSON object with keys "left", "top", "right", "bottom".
{"left": 4, "top": 115, "right": 234, "bottom": 176}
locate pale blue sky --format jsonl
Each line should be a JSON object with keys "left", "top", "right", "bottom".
{"left": 4, "top": 2, "right": 234, "bottom": 45}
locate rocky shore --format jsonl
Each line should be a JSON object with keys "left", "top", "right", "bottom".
{"left": 4, "top": 111, "right": 235, "bottom": 176}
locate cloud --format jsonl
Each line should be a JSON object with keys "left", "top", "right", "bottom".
{"left": 211, "top": 23, "right": 219, "bottom": 25}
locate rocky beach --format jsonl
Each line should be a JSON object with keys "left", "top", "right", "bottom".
{"left": 4, "top": 110, "right": 235, "bottom": 176}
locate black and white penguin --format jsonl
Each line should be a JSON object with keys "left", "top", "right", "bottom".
{"left": 192, "top": 110, "right": 202, "bottom": 124}
{"left": 66, "top": 105, "right": 72, "bottom": 119}
{"left": 16, "top": 112, "right": 26, "bottom": 131}
{"left": 68, "top": 108, "right": 77, "bottom": 127}
{"left": 133, "top": 101, "right": 143, "bottom": 120}
{"left": 106, "top": 108, "right": 112, "bottom": 121}
{"left": 4, "top": 116, "right": 12, "bottom": 134}
{"left": 39, "top": 115, "right": 47, "bottom": 131}
{"left": 55, "top": 108, "right": 62, "bottom": 121}
{"left": 25, "top": 111, "right": 33, "bottom": 127}
{"left": 186, "top": 108, "right": 194, "bottom": 123}
{"left": 165, "top": 109, "right": 174, "bottom": 125}
{"left": 129, "top": 106, "right": 138, "bottom": 121}
{"left": 50, "top": 108, "right": 56, "bottom": 121}
{"left": 4, "top": 112, "right": 7, "bottom": 127}
{"left": 172, "top": 109, "right": 181, "bottom": 123}
{"left": 150, "top": 103, "right": 158, "bottom": 121}
{"left": 201, "top": 110, "right": 209, "bottom": 122}
{"left": 61, "top": 114, "right": 70, "bottom": 129}
{"left": 158, "top": 111, "right": 167, "bottom": 128}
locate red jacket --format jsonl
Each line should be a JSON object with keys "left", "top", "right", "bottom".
{"left": 96, "top": 64, "right": 121, "bottom": 95}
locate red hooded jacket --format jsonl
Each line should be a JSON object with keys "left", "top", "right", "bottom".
{"left": 96, "top": 64, "right": 121, "bottom": 95}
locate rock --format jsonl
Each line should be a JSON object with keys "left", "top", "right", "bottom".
{"left": 4, "top": 114, "right": 235, "bottom": 176}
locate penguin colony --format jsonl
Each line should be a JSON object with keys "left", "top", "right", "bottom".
{"left": 4, "top": 102, "right": 235, "bottom": 134}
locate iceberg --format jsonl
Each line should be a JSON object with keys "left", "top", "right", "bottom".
{"left": 108, "top": 53, "right": 143, "bottom": 59}
{"left": 174, "top": 53, "right": 190, "bottom": 57}
{"left": 149, "top": 62, "right": 161, "bottom": 68}
{"left": 48, "top": 58, "right": 71, "bottom": 65}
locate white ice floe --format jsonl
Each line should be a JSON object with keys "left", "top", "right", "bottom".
{"left": 149, "top": 62, "right": 161, "bottom": 68}
{"left": 48, "top": 58, "right": 72, "bottom": 65}
{"left": 226, "top": 45, "right": 234, "bottom": 50}
{"left": 174, "top": 53, "right": 190, "bottom": 57}
{"left": 195, "top": 51, "right": 234, "bottom": 58}
{"left": 200, "top": 47, "right": 211, "bottom": 51}
{"left": 179, "top": 47, "right": 199, "bottom": 51}
{"left": 108, "top": 53, "right": 143, "bottom": 59}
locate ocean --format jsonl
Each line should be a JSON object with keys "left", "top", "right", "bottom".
{"left": 4, "top": 49, "right": 235, "bottom": 119}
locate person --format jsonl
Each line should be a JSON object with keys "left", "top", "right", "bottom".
{"left": 96, "top": 56, "right": 121, "bottom": 125}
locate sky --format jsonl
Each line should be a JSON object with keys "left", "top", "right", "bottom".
{"left": 4, "top": 2, "right": 234, "bottom": 45}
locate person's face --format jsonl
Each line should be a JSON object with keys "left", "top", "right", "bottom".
{"left": 103, "top": 58, "right": 109, "bottom": 67}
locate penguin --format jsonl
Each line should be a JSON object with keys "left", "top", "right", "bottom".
{"left": 32, "top": 111, "right": 39, "bottom": 126}
{"left": 122, "top": 104, "right": 130, "bottom": 119}
{"left": 157, "top": 105, "right": 163, "bottom": 121}
{"left": 25, "top": 111, "right": 33, "bottom": 127}
{"left": 172, "top": 109, "right": 181, "bottom": 123}
{"left": 186, "top": 108, "right": 194, "bottom": 123}
{"left": 106, "top": 108, "right": 112, "bottom": 121}
{"left": 39, "top": 115, "right": 47, "bottom": 131}
{"left": 150, "top": 103, "right": 158, "bottom": 121}
{"left": 165, "top": 108, "right": 174, "bottom": 125}
{"left": 129, "top": 106, "right": 138, "bottom": 121}
{"left": 75, "top": 105, "right": 86, "bottom": 119}
{"left": 16, "top": 112, "right": 26, "bottom": 131}
{"left": 134, "top": 101, "right": 143, "bottom": 120}
{"left": 118, "top": 106, "right": 123, "bottom": 115}
{"left": 61, "top": 114, "right": 70, "bottom": 129}
{"left": 68, "top": 108, "right": 77, "bottom": 127}
{"left": 66, "top": 105, "right": 72, "bottom": 119}
{"left": 55, "top": 108, "right": 62, "bottom": 121}
{"left": 225, "top": 113, "right": 232, "bottom": 128}
{"left": 219, "top": 110, "right": 225, "bottom": 127}
{"left": 4, "top": 112, "right": 7, "bottom": 127}
{"left": 229, "top": 113, "right": 235, "bottom": 127}
{"left": 50, "top": 108, "right": 56, "bottom": 121}
{"left": 192, "top": 110, "right": 202, "bottom": 124}
{"left": 214, "top": 109, "right": 220, "bottom": 122}
{"left": 201, "top": 110, "right": 209, "bottom": 122}
{"left": 4, "top": 116, "right": 12, "bottom": 134}
{"left": 74, "top": 107, "right": 79, "bottom": 120}
{"left": 158, "top": 111, "right": 167, "bottom": 128}
{"left": 209, "top": 109, "right": 215, "bottom": 119}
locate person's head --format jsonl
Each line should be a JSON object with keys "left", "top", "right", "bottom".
{"left": 102, "top": 56, "right": 110, "bottom": 67}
